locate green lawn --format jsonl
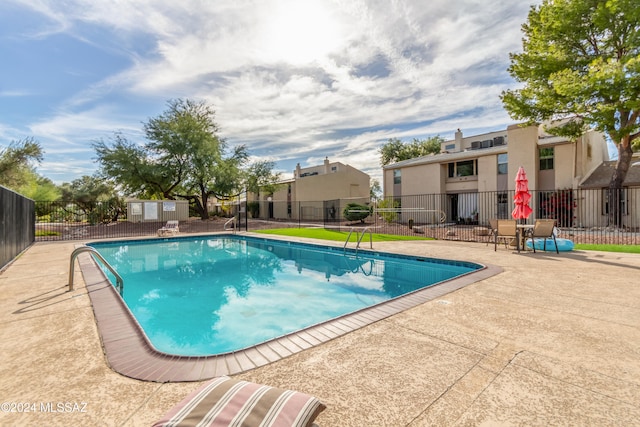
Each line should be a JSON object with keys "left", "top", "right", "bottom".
{"left": 254, "top": 227, "right": 432, "bottom": 242}
{"left": 574, "top": 243, "right": 640, "bottom": 254}
{"left": 255, "top": 228, "right": 640, "bottom": 253}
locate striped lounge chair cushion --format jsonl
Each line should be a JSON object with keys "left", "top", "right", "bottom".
{"left": 153, "top": 376, "right": 326, "bottom": 427}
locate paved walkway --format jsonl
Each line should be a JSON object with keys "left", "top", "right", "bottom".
{"left": 0, "top": 237, "right": 639, "bottom": 426}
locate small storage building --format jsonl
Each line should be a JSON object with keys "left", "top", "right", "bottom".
{"left": 127, "top": 200, "right": 189, "bottom": 222}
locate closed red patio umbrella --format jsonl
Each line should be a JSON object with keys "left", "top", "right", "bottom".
{"left": 512, "top": 166, "right": 533, "bottom": 222}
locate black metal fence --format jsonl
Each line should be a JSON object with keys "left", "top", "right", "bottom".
{"left": 1, "top": 186, "right": 35, "bottom": 270}
{"left": 28, "top": 188, "right": 640, "bottom": 245}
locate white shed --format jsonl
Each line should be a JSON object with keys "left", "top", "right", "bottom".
{"left": 127, "top": 200, "right": 189, "bottom": 222}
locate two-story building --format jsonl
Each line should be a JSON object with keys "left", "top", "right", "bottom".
{"left": 382, "top": 123, "right": 609, "bottom": 226}
{"left": 250, "top": 157, "right": 370, "bottom": 221}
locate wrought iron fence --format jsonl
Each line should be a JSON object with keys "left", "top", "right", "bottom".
{"left": 1, "top": 186, "right": 35, "bottom": 269}
{"left": 30, "top": 188, "right": 640, "bottom": 245}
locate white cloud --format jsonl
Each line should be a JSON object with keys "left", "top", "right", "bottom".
{"left": 30, "top": 107, "right": 135, "bottom": 142}
{"left": 5, "top": 0, "right": 539, "bottom": 184}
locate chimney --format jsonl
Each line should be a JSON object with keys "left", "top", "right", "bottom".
{"left": 455, "top": 128, "right": 463, "bottom": 152}
{"left": 324, "top": 157, "right": 330, "bottom": 174}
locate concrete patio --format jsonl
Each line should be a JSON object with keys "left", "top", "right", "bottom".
{"left": 0, "top": 236, "right": 638, "bottom": 426}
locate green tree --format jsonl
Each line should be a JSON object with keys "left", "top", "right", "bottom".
{"left": 244, "top": 160, "right": 282, "bottom": 199}
{"left": 60, "top": 176, "right": 124, "bottom": 224}
{"left": 501, "top": 0, "right": 640, "bottom": 206}
{"left": 17, "top": 173, "right": 60, "bottom": 202}
{"left": 93, "top": 133, "right": 170, "bottom": 200}
{"left": 379, "top": 136, "right": 443, "bottom": 166}
{"left": 370, "top": 179, "right": 382, "bottom": 201}
{"left": 95, "top": 99, "right": 279, "bottom": 219}
{"left": 0, "top": 137, "right": 43, "bottom": 190}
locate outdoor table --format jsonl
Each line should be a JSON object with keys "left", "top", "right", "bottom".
{"left": 517, "top": 224, "right": 535, "bottom": 251}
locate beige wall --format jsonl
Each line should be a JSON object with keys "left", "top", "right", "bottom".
{"left": 554, "top": 143, "right": 574, "bottom": 189}
{"left": 506, "top": 124, "right": 538, "bottom": 191}
{"left": 477, "top": 155, "right": 498, "bottom": 192}
{"left": 383, "top": 169, "right": 394, "bottom": 198}
{"left": 380, "top": 123, "right": 619, "bottom": 227}
{"left": 250, "top": 163, "right": 370, "bottom": 220}
{"left": 293, "top": 165, "right": 369, "bottom": 201}
{"left": 578, "top": 132, "right": 609, "bottom": 182}
{"left": 127, "top": 200, "right": 189, "bottom": 222}
{"left": 401, "top": 163, "right": 442, "bottom": 195}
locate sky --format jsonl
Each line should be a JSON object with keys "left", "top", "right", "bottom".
{"left": 0, "top": 0, "right": 541, "bottom": 186}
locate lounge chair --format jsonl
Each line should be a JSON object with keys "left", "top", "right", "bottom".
{"left": 157, "top": 220, "right": 179, "bottom": 237}
{"left": 527, "top": 219, "right": 559, "bottom": 253}
{"left": 153, "top": 376, "right": 326, "bottom": 427}
{"left": 494, "top": 219, "right": 519, "bottom": 252}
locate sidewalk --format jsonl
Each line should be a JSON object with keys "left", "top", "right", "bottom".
{"left": 0, "top": 238, "right": 639, "bottom": 426}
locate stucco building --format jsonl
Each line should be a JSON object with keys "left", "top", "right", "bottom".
{"left": 250, "top": 157, "right": 370, "bottom": 220}
{"left": 382, "top": 123, "right": 610, "bottom": 226}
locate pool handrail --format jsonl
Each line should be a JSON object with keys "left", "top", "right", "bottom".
{"left": 224, "top": 217, "right": 237, "bottom": 233}
{"left": 344, "top": 227, "right": 372, "bottom": 253}
{"left": 69, "top": 246, "right": 124, "bottom": 295}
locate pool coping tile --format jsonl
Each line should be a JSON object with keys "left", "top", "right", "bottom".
{"left": 77, "top": 242, "right": 502, "bottom": 382}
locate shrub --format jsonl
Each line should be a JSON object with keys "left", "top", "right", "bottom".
{"left": 247, "top": 201, "right": 260, "bottom": 218}
{"left": 343, "top": 203, "right": 370, "bottom": 223}
{"left": 376, "top": 199, "right": 399, "bottom": 223}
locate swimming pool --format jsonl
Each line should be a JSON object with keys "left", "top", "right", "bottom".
{"left": 88, "top": 235, "right": 482, "bottom": 357}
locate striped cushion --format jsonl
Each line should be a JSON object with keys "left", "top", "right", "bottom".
{"left": 153, "top": 376, "right": 326, "bottom": 427}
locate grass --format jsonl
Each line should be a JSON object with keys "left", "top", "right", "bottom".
{"left": 254, "top": 227, "right": 432, "bottom": 242}
{"left": 575, "top": 243, "right": 640, "bottom": 254}
{"left": 255, "top": 228, "right": 640, "bottom": 253}
{"left": 35, "top": 230, "right": 61, "bottom": 237}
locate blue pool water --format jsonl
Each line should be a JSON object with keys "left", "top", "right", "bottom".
{"left": 89, "top": 235, "right": 481, "bottom": 356}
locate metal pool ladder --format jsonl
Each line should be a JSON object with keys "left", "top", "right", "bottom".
{"left": 344, "top": 227, "right": 372, "bottom": 253}
{"left": 69, "top": 246, "right": 124, "bottom": 295}
{"left": 224, "top": 216, "right": 237, "bottom": 233}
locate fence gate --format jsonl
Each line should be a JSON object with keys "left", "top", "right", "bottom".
{"left": 323, "top": 199, "right": 340, "bottom": 230}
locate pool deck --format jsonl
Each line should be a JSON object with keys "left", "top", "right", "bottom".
{"left": 1, "top": 235, "right": 639, "bottom": 426}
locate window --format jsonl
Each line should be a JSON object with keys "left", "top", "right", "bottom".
{"left": 445, "top": 144, "right": 455, "bottom": 151}
{"left": 497, "top": 192, "right": 509, "bottom": 218}
{"left": 447, "top": 159, "right": 478, "bottom": 178}
{"left": 539, "top": 147, "right": 554, "bottom": 170}
{"left": 497, "top": 153, "right": 508, "bottom": 175}
{"left": 393, "top": 169, "right": 401, "bottom": 184}
{"left": 456, "top": 160, "right": 474, "bottom": 176}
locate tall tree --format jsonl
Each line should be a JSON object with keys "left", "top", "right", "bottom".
{"left": 95, "top": 99, "right": 279, "bottom": 219}
{"left": 94, "top": 132, "right": 175, "bottom": 200}
{"left": 501, "top": 0, "right": 640, "bottom": 224}
{"left": 0, "top": 137, "right": 43, "bottom": 190}
{"left": 17, "top": 173, "right": 60, "bottom": 202}
{"left": 60, "top": 176, "right": 124, "bottom": 224}
{"left": 379, "top": 136, "right": 444, "bottom": 166}
{"left": 244, "top": 160, "right": 282, "bottom": 197}
{"left": 370, "top": 179, "right": 382, "bottom": 201}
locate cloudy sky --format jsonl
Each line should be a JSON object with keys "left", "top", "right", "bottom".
{"left": 0, "top": 0, "right": 539, "bottom": 185}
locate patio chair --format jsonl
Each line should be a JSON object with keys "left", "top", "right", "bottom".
{"left": 528, "top": 219, "right": 559, "bottom": 253}
{"left": 153, "top": 376, "right": 326, "bottom": 427}
{"left": 157, "top": 220, "right": 179, "bottom": 237}
{"left": 494, "top": 219, "right": 519, "bottom": 252}
{"left": 485, "top": 219, "right": 498, "bottom": 246}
